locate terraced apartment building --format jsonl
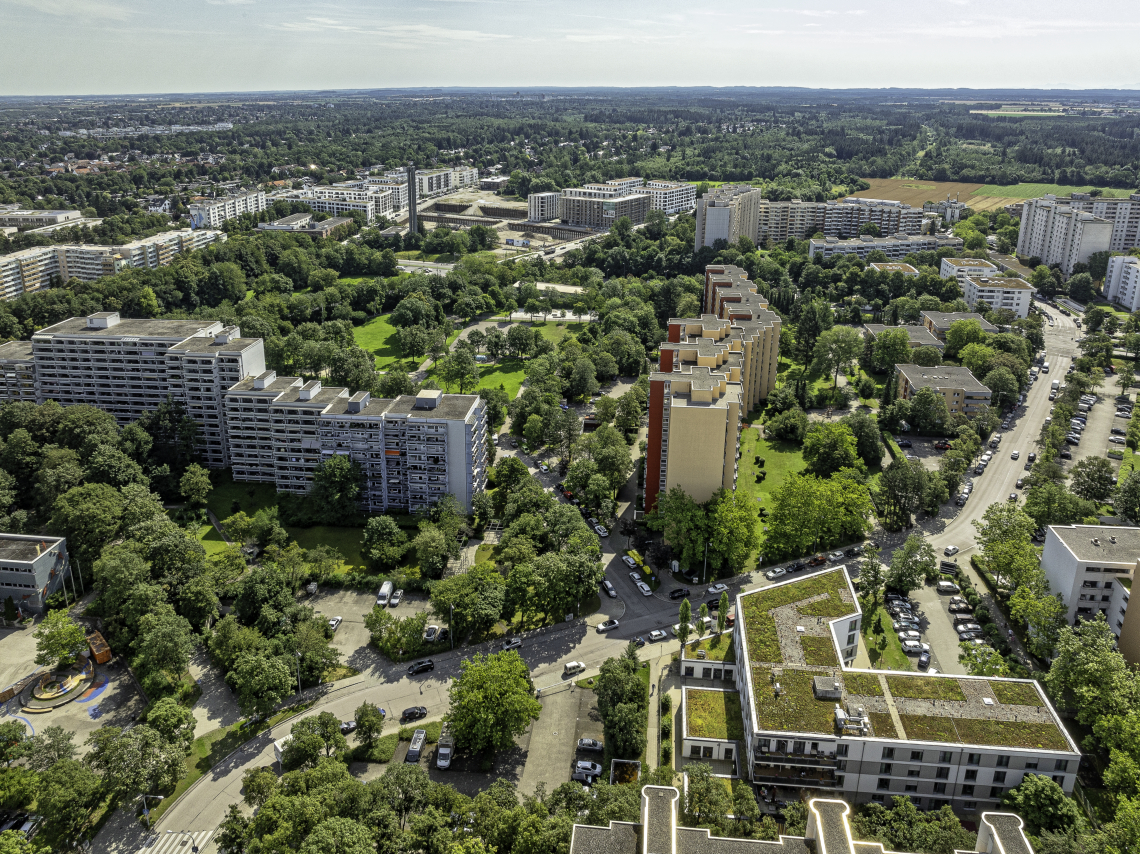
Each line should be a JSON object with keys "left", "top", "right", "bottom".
{"left": 645, "top": 264, "right": 780, "bottom": 511}
{"left": 678, "top": 569, "right": 1079, "bottom": 818}
{"left": 1021, "top": 192, "right": 1140, "bottom": 253}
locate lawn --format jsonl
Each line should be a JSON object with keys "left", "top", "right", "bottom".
{"left": 988, "top": 681, "right": 1043, "bottom": 706}
{"left": 194, "top": 522, "right": 231, "bottom": 557}
{"left": 683, "top": 633, "right": 736, "bottom": 663}
{"left": 353, "top": 313, "right": 414, "bottom": 371}
{"left": 738, "top": 428, "right": 808, "bottom": 570}
{"left": 861, "top": 607, "right": 914, "bottom": 672}
{"left": 973, "top": 183, "right": 1138, "bottom": 199}
{"left": 532, "top": 320, "right": 588, "bottom": 345}
{"left": 750, "top": 666, "right": 837, "bottom": 734}
{"left": 684, "top": 689, "right": 744, "bottom": 741}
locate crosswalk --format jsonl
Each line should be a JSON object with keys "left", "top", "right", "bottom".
{"left": 136, "top": 830, "right": 213, "bottom": 854}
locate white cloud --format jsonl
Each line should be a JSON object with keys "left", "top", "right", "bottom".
{"left": 274, "top": 17, "right": 506, "bottom": 44}
{"left": 1, "top": 0, "right": 131, "bottom": 19}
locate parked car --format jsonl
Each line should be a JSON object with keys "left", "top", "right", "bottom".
{"left": 577, "top": 738, "right": 604, "bottom": 752}
{"left": 1028, "top": 452, "right": 1037, "bottom": 462}
{"left": 628, "top": 571, "right": 643, "bottom": 584}
{"left": 597, "top": 619, "right": 619, "bottom": 633}
{"left": 539, "top": 463, "right": 549, "bottom": 472}
{"left": 1016, "top": 478, "right": 1025, "bottom": 488}
{"left": 501, "top": 637, "right": 522, "bottom": 651}
{"left": 807, "top": 554, "right": 827, "bottom": 567}
{"left": 669, "top": 587, "right": 691, "bottom": 600}
{"left": 571, "top": 771, "right": 596, "bottom": 786}
{"left": 408, "top": 660, "right": 435, "bottom": 675}
{"left": 390, "top": 589, "right": 403, "bottom": 607}
{"left": 896, "top": 438, "right": 912, "bottom": 448}
{"left": 845, "top": 546, "right": 863, "bottom": 557}
{"left": 1009, "top": 493, "right": 1018, "bottom": 501}
{"left": 424, "top": 625, "right": 440, "bottom": 642}
{"left": 1011, "top": 450, "right": 1020, "bottom": 459}
{"left": 594, "top": 524, "right": 609, "bottom": 537}
{"left": 602, "top": 579, "right": 617, "bottom": 598}
{"left": 956, "top": 622, "right": 983, "bottom": 634}
{"left": 893, "top": 620, "right": 920, "bottom": 632}
{"left": 635, "top": 581, "right": 652, "bottom": 596}
{"left": 1112, "top": 436, "right": 1128, "bottom": 444}
{"left": 340, "top": 719, "right": 358, "bottom": 735}
{"left": 828, "top": 551, "right": 844, "bottom": 562}
{"left": 576, "top": 760, "right": 604, "bottom": 775}
{"left": 621, "top": 555, "right": 637, "bottom": 568}
{"left": 787, "top": 561, "right": 806, "bottom": 573}
{"left": 401, "top": 706, "right": 428, "bottom": 721}
{"left": 937, "top": 581, "right": 961, "bottom": 594}
{"left": 563, "top": 661, "right": 586, "bottom": 676}
{"left": 898, "top": 630, "right": 921, "bottom": 642}
{"left": 1060, "top": 448, "right": 1072, "bottom": 459}
{"left": 943, "top": 545, "right": 959, "bottom": 556}
{"left": 901, "top": 640, "right": 931, "bottom": 654}
{"left": 1113, "top": 427, "right": 1127, "bottom": 435}
{"left": 765, "top": 567, "right": 786, "bottom": 580}
{"left": 917, "top": 652, "right": 932, "bottom": 669}
{"left": 648, "top": 629, "right": 667, "bottom": 642}
{"left": 707, "top": 583, "right": 729, "bottom": 595}
{"left": 328, "top": 616, "right": 343, "bottom": 632}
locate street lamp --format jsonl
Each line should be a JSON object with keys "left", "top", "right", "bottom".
{"left": 294, "top": 652, "right": 302, "bottom": 696}
{"left": 166, "top": 830, "right": 199, "bottom": 853}
{"left": 702, "top": 541, "right": 709, "bottom": 586}
{"left": 137, "top": 794, "right": 162, "bottom": 831}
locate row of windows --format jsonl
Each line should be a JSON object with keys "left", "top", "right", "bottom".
{"left": 881, "top": 746, "right": 1069, "bottom": 771}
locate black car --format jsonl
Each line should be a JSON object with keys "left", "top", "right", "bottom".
{"left": 632, "top": 636, "right": 646, "bottom": 647}
{"left": 787, "top": 561, "right": 806, "bottom": 573}
{"left": 896, "top": 438, "right": 912, "bottom": 448}
{"left": 401, "top": 706, "right": 428, "bottom": 722}
{"left": 845, "top": 546, "right": 863, "bottom": 558}
{"left": 1060, "top": 448, "right": 1072, "bottom": 459}
{"left": 705, "top": 598, "right": 720, "bottom": 612}
{"left": 1113, "top": 428, "right": 1128, "bottom": 435}
{"left": 669, "top": 588, "right": 691, "bottom": 600}
{"left": 340, "top": 719, "right": 358, "bottom": 735}
{"left": 555, "top": 482, "right": 565, "bottom": 492}
{"left": 408, "top": 659, "right": 435, "bottom": 675}
{"left": 917, "top": 652, "right": 931, "bottom": 670}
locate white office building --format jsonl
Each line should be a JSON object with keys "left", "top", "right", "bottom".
{"left": 645, "top": 180, "right": 697, "bottom": 214}
{"left": 1105, "top": 255, "right": 1140, "bottom": 312}
{"left": 188, "top": 190, "right": 267, "bottom": 229}
{"left": 528, "top": 192, "right": 560, "bottom": 222}
{"left": 0, "top": 210, "right": 83, "bottom": 229}
{"left": 1016, "top": 197, "right": 1113, "bottom": 277}
{"left": 961, "top": 276, "right": 1036, "bottom": 318}
{"left": 940, "top": 258, "right": 999, "bottom": 283}
{"left": 808, "top": 233, "right": 964, "bottom": 261}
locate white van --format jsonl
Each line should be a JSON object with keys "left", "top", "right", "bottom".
{"left": 377, "top": 581, "right": 394, "bottom": 606}
{"left": 563, "top": 661, "right": 586, "bottom": 677}
{"left": 936, "top": 580, "right": 961, "bottom": 594}
{"left": 1042, "top": 362, "right": 1050, "bottom": 373}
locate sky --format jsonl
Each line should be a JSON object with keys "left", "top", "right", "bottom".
{"left": 0, "top": 0, "right": 1138, "bottom": 96}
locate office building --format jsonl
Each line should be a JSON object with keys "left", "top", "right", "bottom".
{"left": 921, "top": 311, "right": 998, "bottom": 342}
{"left": 940, "top": 258, "right": 999, "bottom": 282}
{"left": 282, "top": 185, "right": 392, "bottom": 223}
{"left": 862, "top": 324, "right": 944, "bottom": 351}
{"left": 808, "top": 233, "right": 964, "bottom": 261}
{"left": 961, "top": 277, "right": 1036, "bottom": 318}
{"left": 528, "top": 192, "right": 560, "bottom": 222}
{"left": 570, "top": 786, "right": 1042, "bottom": 854}
{"left": 188, "top": 190, "right": 267, "bottom": 229}
{"left": 1016, "top": 198, "right": 1112, "bottom": 277}
{"left": 1041, "top": 524, "right": 1140, "bottom": 658}
{"left": 708, "top": 569, "right": 1079, "bottom": 815}
{"left": 645, "top": 180, "right": 696, "bottom": 214}
{"left": 869, "top": 262, "right": 920, "bottom": 277}
{"left": 924, "top": 195, "right": 969, "bottom": 224}
{"left": 0, "top": 229, "right": 226, "bottom": 301}
{"left": 647, "top": 265, "right": 780, "bottom": 511}
{"left": 1104, "top": 255, "right": 1140, "bottom": 312}
{"left": 0, "top": 210, "right": 83, "bottom": 229}
{"left": 896, "top": 364, "right": 992, "bottom": 415}
{"left": 1023, "top": 193, "right": 1140, "bottom": 252}
{"left": 694, "top": 185, "right": 764, "bottom": 250}
{"left": 0, "top": 534, "right": 69, "bottom": 615}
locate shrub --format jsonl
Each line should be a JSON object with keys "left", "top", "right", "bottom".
{"left": 662, "top": 742, "right": 672, "bottom": 763}
{"left": 660, "top": 694, "right": 672, "bottom": 713}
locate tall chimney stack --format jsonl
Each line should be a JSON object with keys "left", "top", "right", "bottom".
{"left": 406, "top": 162, "right": 418, "bottom": 236}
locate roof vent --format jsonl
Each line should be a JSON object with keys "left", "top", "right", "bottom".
{"left": 1093, "top": 538, "right": 1101, "bottom": 546}
{"left": 298, "top": 380, "right": 322, "bottom": 401}
{"left": 253, "top": 370, "right": 276, "bottom": 389}
{"left": 415, "top": 389, "right": 442, "bottom": 410}
{"left": 1112, "top": 536, "right": 1118, "bottom": 544}
{"left": 347, "top": 391, "right": 371, "bottom": 413}
{"left": 86, "top": 312, "right": 120, "bottom": 329}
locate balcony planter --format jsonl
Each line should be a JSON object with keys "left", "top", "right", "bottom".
{"left": 610, "top": 758, "right": 641, "bottom": 785}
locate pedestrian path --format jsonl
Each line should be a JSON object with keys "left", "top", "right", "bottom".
{"left": 135, "top": 829, "right": 213, "bottom": 853}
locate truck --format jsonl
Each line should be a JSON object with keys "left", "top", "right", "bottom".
{"left": 273, "top": 737, "right": 293, "bottom": 766}
{"left": 1051, "top": 380, "right": 1060, "bottom": 393}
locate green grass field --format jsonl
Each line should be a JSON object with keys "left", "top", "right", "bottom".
{"left": 973, "top": 183, "right": 1138, "bottom": 199}
{"left": 195, "top": 522, "right": 231, "bottom": 557}
{"left": 353, "top": 314, "right": 410, "bottom": 370}
{"left": 863, "top": 606, "right": 913, "bottom": 671}
{"left": 738, "top": 429, "right": 808, "bottom": 570}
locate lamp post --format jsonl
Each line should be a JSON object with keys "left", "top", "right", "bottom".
{"left": 166, "top": 830, "right": 199, "bottom": 853}
{"left": 702, "top": 542, "right": 709, "bottom": 586}
{"left": 137, "top": 794, "right": 162, "bottom": 831}
{"left": 294, "top": 652, "right": 302, "bottom": 696}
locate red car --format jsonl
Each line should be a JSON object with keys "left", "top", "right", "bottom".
{"left": 807, "top": 554, "right": 827, "bottom": 567}
{"left": 934, "top": 441, "right": 951, "bottom": 450}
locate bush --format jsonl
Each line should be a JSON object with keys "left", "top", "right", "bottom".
{"left": 661, "top": 719, "right": 672, "bottom": 740}
{"left": 661, "top": 742, "right": 672, "bottom": 763}
{"left": 358, "top": 733, "right": 399, "bottom": 763}
{"left": 660, "top": 694, "right": 672, "bottom": 713}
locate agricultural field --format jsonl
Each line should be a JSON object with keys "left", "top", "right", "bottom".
{"left": 847, "top": 177, "right": 1137, "bottom": 214}
{"left": 973, "top": 182, "right": 1139, "bottom": 199}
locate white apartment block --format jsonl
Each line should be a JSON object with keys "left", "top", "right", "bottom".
{"left": 283, "top": 185, "right": 390, "bottom": 223}
{"left": 685, "top": 568, "right": 1081, "bottom": 817}
{"left": 1105, "top": 255, "right": 1140, "bottom": 312}
{"left": 694, "top": 185, "right": 765, "bottom": 249}
{"left": 528, "top": 192, "right": 560, "bottom": 222}
{"left": 0, "top": 341, "right": 36, "bottom": 402}
{"left": 756, "top": 198, "right": 924, "bottom": 244}
{"left": 1032, "top": 193, "right": 1140, "bottom": 252}
{"left": 961, "top": 276, "right": 1036, "bottom": 318}
{"left": 0, "top": 230, "right": 226, "bottom": 301}
{"left": 758, "top": 199, "right": 827, "bottom": 243}
{"left": 809, "top": 233, "right": 964, "bottom": 261}
{"left": 360, "top": 177, "right": 410, "bottom": 211}
{"left": 0, "top": 210, "right": 83, "bottom": 229}
{"left": 645, "top": 180, "right": 696, "bottom": 214}
{"left": 0, "top": 533, "right": 70, "bottom": 615}
{"left": 924, "top": 196, "right": 969, "bottom": 224}
{"left": 1016, "top": 197, "right": 1113, "bottom": 277}
{"left": 188, "top": 190, "right": 267, "bottom": 229}
{"left": 940, "top": 258, "right": 999, "bottom": 282}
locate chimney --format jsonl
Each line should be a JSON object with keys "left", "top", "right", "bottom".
{"left": 253, "top": 370, "right": 276, "bottom": 389}
{"left": 298, "top": 380, "right": 322, "bottom": 401}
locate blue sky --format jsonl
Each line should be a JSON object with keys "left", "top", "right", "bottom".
{"left": 0, "top": 0, "right": 1137, "bottom": 95}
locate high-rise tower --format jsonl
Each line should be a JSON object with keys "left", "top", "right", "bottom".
{"left": 406, "top": 163, "right": 418, "bottom": 235}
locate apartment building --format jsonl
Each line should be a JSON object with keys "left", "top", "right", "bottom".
{"left": 896, "top": 364, "right": 992, "bottom": 415}
{"left": 1104, "top": 255, "right": 1140, "bottom": 312}
{"left": 940, "top": 258, "right": 999, "bottom": 283}
{"left": 757, "top": 198, "right": 827, "bottom": 243}
{"left": 0, "top": 210, "right": 82, "bottom": 229}
{"left": 0, "top": 534, "right": 69, "bottom": 615}
{"left": 961, "top": 277, "right": 1036, "bottom": 318}
{"left": 869, "top": 262, "right": 920, "bottom": 277}
{"left": 282, "top": 185, "right": 393, "bottom": 223}
{"left": 862, "top": 324, "right": 944, "bottom": 351}
{"left": 921, "top": 311, "right": 998, "bottom": 342}
{"left": 924, "top": 195, "right": 969, "bottom": 224}
{"left": 645, "top": 179, "right": 696, "bottom": 214}
{"left": 755, "top": 197, "right": 924, "bottom": 244}
{"left": 706, "top": 569, "right": 1080, "bottom": 816}
{"left": 694, "top": 185, "right": 764, "bottom": 250}
{"left": 808, "top": 233, "right": 964, "bottom": 261}
{"left": 559, "top": 188, "right": 650, "bottom": 229}
{"left": 256, "top": 213, "right": 354, "bottom": 239}
{"left": 570, "top": 786, "right": 1041, "bottom": 854}
{"left": 188, "top": 190, "right": 267, "bottom": 229}
{"left": 225, "top": 371, "right": 302, "bottom": 483}
{"left": 0, "top": 229, "right": 226, "bottom": 301}
{"left": 1016, "top": 197, "right": 1113, "bottom": 277}
{"left": 0, "top": 342, "right": 37, "bottom": 401}
{"left": 527, "top": 192, "right": 560, "bottom": 222}
{"left": 479, "top": 175, "right": 510, "bottom": 191}
{"left": 1024, "top": 192, "right": 1140, "bottom": 252}
{"left": 1041, "top": 524, "right": 1140, "bottom": 656}
{"left": 647, "top": 264, "right": 781, "bottom": 511}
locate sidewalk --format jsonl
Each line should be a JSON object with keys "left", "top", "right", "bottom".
{"left": 188, "top": 650, "right": 242, "bottom": 734}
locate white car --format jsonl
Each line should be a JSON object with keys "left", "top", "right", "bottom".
{"left": 1111, "top": 436, "right": 1127, "bottom": 444}
{"left": 902, "top": 640, "right": 931, "bottom": 654}
{"left": 424, "top": 625, "right": 440, "bottom": 642}
{"left": 328, "top": 616, "right": 343, "bottom": 632}
{"left": 1011, "top": 450, "right": 1020, "bottom": 460}
{"left": 943, "top": 545, "right": 959, "bottom": 556}
{"left": 390, "top": 589, "right": 403, "bottom": 607}
{"left": 621, "top": 555, "right": 637, "bottom": 568}
{"left": 707, "top": 583, "right": 729, "bottom": 595}
{"left": 897, "top": 630, "right": 921, "bottom": 642}
{"left": 648, "top": 629, "right": 667, "bottom": 642}
{"left": 635, "top": 581, "right": 652, "bottom": 597}
{"left": 576, "top": 760, "right": 604, "bottom": 775}
{"left": 629, "top": 571, "right": 642, "bottom": 584}
{"left": 956, "top": 622, "right": 983, "bottom": 634}
{"left": 765, "top": 567, "right": 786, "bottom": 580}
{"left": 828, "top": 552, "right": 844, "bottom": 562}
{"left": 539, "top": 463, "right": 549, "bottom": 472}
{"left": 597, "top": 619, "right": 619, "bottom": 633}
{"left": 594, "top": 525, "right": 609, "bottom": 537}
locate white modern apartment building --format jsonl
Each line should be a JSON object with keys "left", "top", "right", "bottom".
{"left": 282, "top": 185, "right": 393, "bottom": 223}
{"left": 808, "top": 233, "right": 964, "bottom": 261}
{"left": 961, "top": 276, "right": 1036, "bottom": 318}
{"left": 0, "top": 229, "right": 226, "bottom": 301}
{"left": 645, "top": 180, "right": 696, "bottom": 214}
{"left": 694, "top": 184, "right": 764, "bottom": 249}
{"left": 1024, "top": 193, "right": 1140, "bottom": 252}
{"left": 188, "top": 190, "right": 267, "bottom": 229}
{"left": 1016, "top": 197, "right": 1113, "bottom": 277}
{"left": 528, "top": 192, "right": 560, "bottom": 222}
{"left": 1104, "top": 255, "right": 1140, "bottom": 312}
{"left": 681, "top": 568, "right": 1080, "bottom": 817}
{"left": 940, "top": 258, "right": 999, "bottom": 283}
{"left": 0, "top": 210, "right": 83, "bottom": 229}
{"left": 756, "top": 198, "right": 924, "bottom": 244}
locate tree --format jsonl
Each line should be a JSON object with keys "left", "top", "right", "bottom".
{"left": 446, "top": 651, "right": 541, "bottom": 756}
{"left": 908, "top": 386, "right": 950, "bottom": 434}
{"left": 1010, "top": 585, "right": 1069, "bottom": 659}
{"left": 811, "top": 326, "right": 863, "bottom": 387}
{"left": 280, "top": 730, "right": 326, "bottom": 771}
{"left": 878, "top": 457, "right": 926, "bottom": 530}
{"left": 85, "top": 724, "right": 185, "bottom": 801}
{"left": 983, "top": 367, "right": 1020, "bottom": 411}
{"left": 707, "top": 489, "right": 760, "bottom": 574}
{"left": 594, "top": 654, "right": 648, "bottom": 760}
{"left": 0, "top": 721, "right": 26, "bottom": 767}
{"left": 803, "top": 422, "right": 862, "bottom": 477}
{"left": 33, "top": 610, "right": 87, "bottom": 669}
{"left": 594, "top": 396, "right": 618, "bottom": 424}
{"left": 678, "top": 598, "right": 692, "bottom": 648}
{"left": 944, "top": 318, "right": 987, "bottom": 359}
{"left": 309, "top": 455, "right": 362, "bottom": 525}
{"left": 974, "top": 501, "right": 1037, "bottom": 586}
{"left": 766, "top": 407, "right": 808, "bottom": 442}
{"left": 886, "top": 534, "right": 936, "bottom": 593}
{"left": 228, "top": 653, "right": 294, "bottom": 717}
{"left": 858, "top": 545, "right": 884, "bottom": 610}
{"left": 1002, "top": 775, "right": 1081, "bottom": 836}
{"left": 614, "top": 392, "right": 642, "bottom": 432}
{"left": 717, "top": 591, "right": 729, "bottom": 634}
{"left": 1116, "top": 471, "right": 1140, "bottom": 524}
{"left": 1046, "top": 615, "right": 1140, "bottom": 726}
{"left": 354, "top": 701, "right": 386, "bottom": 750}
{"left": 362, "top": 515, "right": 407, "bottom": 569}
{"left": 179, "top": 463, "right": 212, "bottom": 508}
{"left": 842, "top": 412, "right": 884, "bottom": 467}
{"left": 1071, "top": 456, "right": 1117, "bottom": 503}
{"left": 48, "top": 482, "right": 125, "bottom": 566}
{"left": 958, "top": 643, "right": 1009, "bottom": 676}
{"left": 872, "top": 328, "right": 912, "bottom": 372}
{"left": 146, "top": 696, "right": 196, "bottom": 749}
{"left": 36, "top": 758, "right": 101, "bottom": 841}
{"left": 133, "top": 609, "right": 195, "bottom": 678}
{"left": 291, "top": 711, "right": 348, "bottom": 759}
{"left": 685, "top": 762, "right": 732, "bottom": 827}
{"left": 299, "top": 817, "right": 376, "bottom": 854}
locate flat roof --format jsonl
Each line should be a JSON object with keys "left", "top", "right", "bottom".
{"left": 0, "top": 341, "right": 34, "bottom": 361}
{"left": 869, "top": 263, "right": 919, "bottom": 273}
{"left": 34, "top": 317, "right": 222, "bottom": 341}
{"left": 943, "top": 258, "right": 998, "bottom": 268}
{"left": 966, "top": 276, "right": 1036, "bottom": 291}
{"left": 384, "top": 393, "right": 478, "bottom": 421}
{"left": 896, "top": 364, "right": 990, "bottom": 393}
{"left": 0, "top": 534, "right": 64, "bottom": 563}
{"left": 921, "top": 311, "right": 998, "bottom": 331}
{"left": 170, "top": 335, "right": 262, "bottom": 354}
{"left": 1047, "top": 524, "right": 1140, "bottom": 565}
{"left": 863, "top": 324, "right": 942, "bottom": 349}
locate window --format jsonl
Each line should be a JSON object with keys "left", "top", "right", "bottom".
{"left": 967, "top": 753, "right": 981, "bottom": 765}
{"left": 904, "top": 784, "right": 918, "bottom": 793}
{"left": 907, "top": 769, "right": 920, "bottom": 778}
{"left": 872, "top": 794, "right": 885, "bottom": 803}
{"left": 837, "top": 761, "right": 847, "bottom": 771}
{"left": 936, "top": 767, "right": 950, "bottom": 780}
{"left": 993, "top": 771, "right": 1007, "bottom": 784}
{"left": 835, "top": 775, "right": 845, "bottom": 786}
{"left": 1025, "top": 761, "right": 1038, "bottom": 770}
{"left": 965, "top": 770, "right": 978, "bottom": 782}
{"left": 990, "top": 787, "right": 1004, "bottom": 799}
{"left": 837, "top": 744, "right": 849, "bottom": 757}
{"left": 962, "top": 785, "right": 975, "bottom": 797}
{"left": 939, "top": 751, "right": 953, "bottom": 764}
{"left": 996, "top": 755, "right": 1010, "bottom": 767}
{"left": 883, "top": 747, "right": 895, "bottom": 759}
{"left": 849, "top": 620, "right": 858, "bottom": 632}
{"left": 965, "top": 801, "right": 978, "bottom": 810}
{"left": 880, "top": 763, "right": 893, "bottom": 775}
{"left": 911, "top": 750, "right": 925, "bottom": 762}
{"left": 934, "top": 782, "right": 947, "bottom": 794}
{"left": 878, "top": 778, "right": 891, "bottom": 791}
{"left": 1055, "top": 760, "right": 1070, "bottom": 772}
{"left": 1053, "top": 776, "right": 1065, "bottom": 786}
{"left": 1106, "top": 582, "right": 1115, "bottom": 591}
{"left": 847, "top": 634, "right": 856, "bottom": 646}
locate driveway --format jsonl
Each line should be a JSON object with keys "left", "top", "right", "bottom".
{"left": 517, "top": 683, "right": 581, "bottom": 796}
